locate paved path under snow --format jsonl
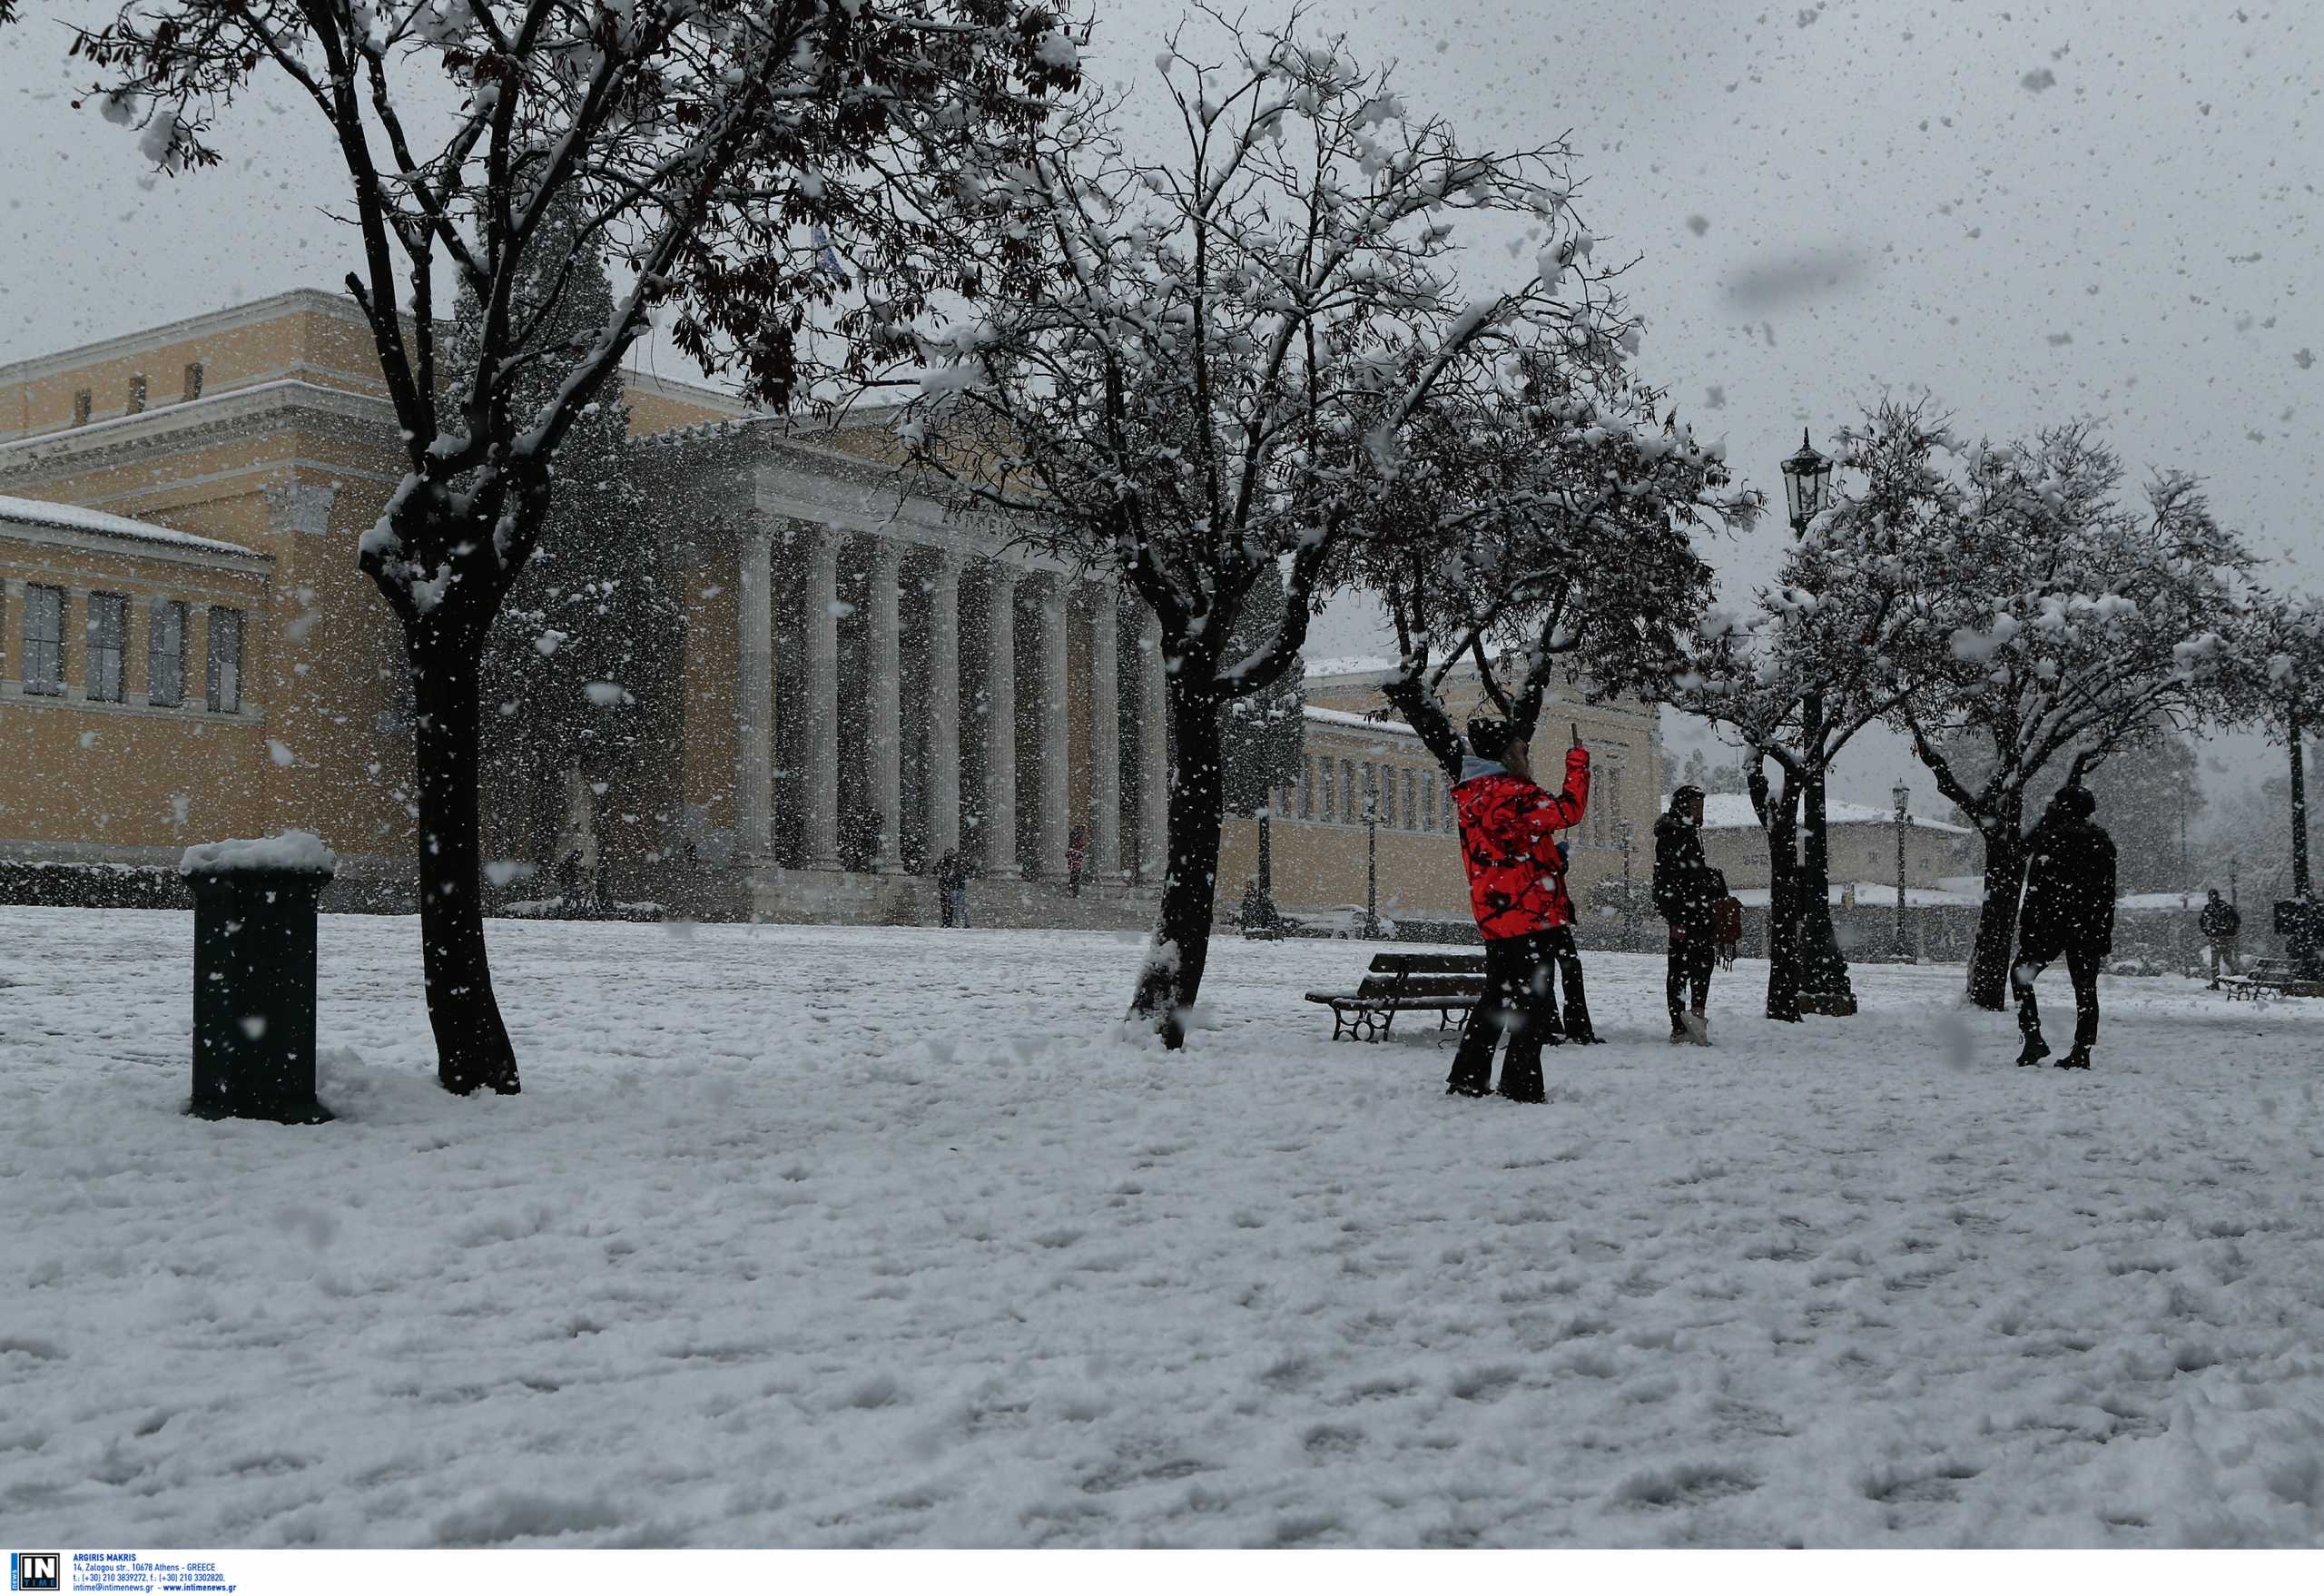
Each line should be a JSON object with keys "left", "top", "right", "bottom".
{"left": 3, "top": 911, "right": 2320, "bottom": 1547}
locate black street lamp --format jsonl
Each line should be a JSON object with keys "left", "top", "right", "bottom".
{"left": 1780, "top": 429, "right": 1857, "bottom": 1016}
{"left": 1893, "top": 781, "right": 1911, "bottom": 961}
{"left": 1778, "top": 429, "right": 1834, "bottom": 534}
{"left": 1256, "top": 797, "right": 1278, "bottom": 931}
{"left": 1363, "top": 770, "right": 1381, "bottom": 940}
{"left": 1616, "top": 820, "right": 1637, "bottom": 952}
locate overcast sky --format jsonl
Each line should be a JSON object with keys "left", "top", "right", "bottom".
{"left": 4, "top": 0, "right": 2317, "bottom": 806}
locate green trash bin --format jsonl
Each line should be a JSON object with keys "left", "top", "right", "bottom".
{"left": 182, "top": 832, "right": 338, "bottom": 1124}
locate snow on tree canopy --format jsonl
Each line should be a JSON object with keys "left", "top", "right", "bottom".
{"left": 179, "top": 832, "right": 340, "bottom": 877}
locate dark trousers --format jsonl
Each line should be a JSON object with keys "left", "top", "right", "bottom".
{"left": 1543, "top": 926, "right": 1595, "bottom": 1039}
{"left": 1448, "top": 933, "right": 1559, "bottom": 1101}
{"left": 1667, "top": 927, "right": 1714, "bottom": 1027}
{"left": 2013, "top": 942, "right": 2102, "bottom": 1053}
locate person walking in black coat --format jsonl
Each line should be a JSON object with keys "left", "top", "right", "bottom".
{"left": 2012, "top": 784, "right": 2118, "bottom": 1070}
{"left": 2199, "top": 888, "right": 2243, "bottom": 987}
{"left": 1653, "top": 786, "right": 1726, "bottom": 1044}
{"left": 934, "top": 850, "right": 973, "bottom": 929}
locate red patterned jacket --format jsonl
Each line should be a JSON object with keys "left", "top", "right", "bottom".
{"left": 1453, "top": 748, "right": 1591, "bottom": 940}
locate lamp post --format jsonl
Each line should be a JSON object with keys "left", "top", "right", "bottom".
{"left": 1780, "top": 429, "right": 1858, "bottom": 1016}
{"left": 1617, "top": 820, "right": 1636, "bottom": 952}
{"left": 1893, "top": 782, "right": 1911, "bottom": 961}
{"left": 1362, "top": 769, "right": 1380, "bottom": 941}
{"left": 1256, "top": 798, "right": 1277, "bottom": 931}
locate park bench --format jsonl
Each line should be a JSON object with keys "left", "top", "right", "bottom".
{"left": 2220, "top": 959, "right": 2324, "bottom": 1001}
{"left": 1305, "top": 951, "right": 1487, "bottom": 1042}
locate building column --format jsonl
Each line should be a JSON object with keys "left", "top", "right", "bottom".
{"left": 800, "top": 527, "right": 843, "bottom": 872}
{"left": 925, "top": 550, "right": 962, "bottom": 861}
{"left": 980, "top": 563, "right": 1021, "bottom": 880}
{"left": 734, "top": 527, "right": 775, "bottom": 855}
{"left": 1137, "top": 609, "right": 1169, "bottom": 883}
{"left": 867, "top": 538, "right": 906, "bottom": 873}
{"left": 1088, "top": 583, "right": 1123, "bottom": 882}
{"left": 1034, "top": 575, "right": 1071, "bottom": 882}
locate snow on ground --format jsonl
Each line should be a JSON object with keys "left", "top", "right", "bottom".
{"left": 4, "top": 909, "right": 2322, "bottom": 1549}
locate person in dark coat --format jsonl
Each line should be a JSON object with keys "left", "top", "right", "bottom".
{"left": 1444, "top": 718, "right": 1590, "bottom": 1103}
{"left": 934, "top": 849, "right": 973, "bottom": 929}
{"left": 1544, "top": 840, "right": 1603, "bottom": 1043}
{"left": 2199, "top": 888, "right": 2242, "bottom": 987}
{"left": 2012, "top": 784, "right": 2118, "bottom": 1069}
{"left": 1653, "top": 785, "right": 1726, "bottom": 1044}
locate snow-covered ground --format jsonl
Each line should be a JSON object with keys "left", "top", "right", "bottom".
{"left": 5, "top": 909, "right": 2321, "bottom": 1549}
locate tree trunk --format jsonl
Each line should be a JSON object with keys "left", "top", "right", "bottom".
{"left": 409, "top": 627, "right": 522, "bottom": 1094}
{"left": 1127, "top": 674, "right": 1226, "bottom": 1050}
{"left": 1763, "top": 797, "right": 1804, "bottom": 1022}
{"left": 1795, "top": 762, "right": 1858, "bottom": 1015}
{"left": 1965, "top": 794, "right": 2028, "bottom": 1011}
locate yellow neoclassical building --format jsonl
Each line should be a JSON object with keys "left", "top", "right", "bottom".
{"left": 2, "top": 290, "right": 1666, "bottom": 931}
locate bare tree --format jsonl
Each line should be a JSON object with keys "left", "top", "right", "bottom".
{"left": 2225, "top": 593, "right": 2324, "bottom": 899}
{"left": 902, "top": 10, "right": 1623, "bottom": 1046}
{"left": 1881, "top": 419, "right": 2256, "bottom": 1009}
{"left": 1336, "top": 348, "right": 1747, "bottom": 774}
{"left": 1670, "top": 429, "right": 1928, "bottom": 1021}
{"left": 62, "top": 0, "right": 1079, "bottom": 1092}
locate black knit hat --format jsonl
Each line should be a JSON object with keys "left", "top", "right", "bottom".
{"left": 2058, "top": 785, "right": 2097, "bottom": 818}
{"left": 1466, "top": 718, "right": 1519, "bottom": 764}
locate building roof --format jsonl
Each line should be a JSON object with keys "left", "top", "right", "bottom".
{"left": 1675, "top": 791, "right": 1971, "bottom": 837}
{"left": 1733, "top": 882, "right": 1984, "bottom": 908}
{"left": 0, "top": 494, "right": 260, "bottom": 557}
{"left": 1303, "top": 705, "right": 1417, "bottom": 736}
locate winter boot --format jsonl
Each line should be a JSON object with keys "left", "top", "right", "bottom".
{"left": 1669, "top": 1021, "right": 1689, "bottom": 1045}
{"left": 2014, "top": 1036, "right": 2052, "bottom": 1068}
{"left": 2056, "top": 1047, "right": 2093, "bottom": 1071}
{"left": 1681, "top": 1011, "right": 1710, "bottom": 1047}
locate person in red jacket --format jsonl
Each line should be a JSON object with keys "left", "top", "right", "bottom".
{"left": 1445, "top": 717, "right": 1590, "bottom": 1103}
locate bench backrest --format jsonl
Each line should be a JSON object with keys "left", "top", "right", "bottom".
{"left": 1370, "top": 952, "right": 1486, "bottom": 975}
{"left": 1357, "top": 974, "right": 1484, "bottom": 1000}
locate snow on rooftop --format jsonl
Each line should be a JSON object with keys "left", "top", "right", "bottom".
{"left": 1303, "top": 704, "right": 1414, "bottom": 735}
{"left": 1732, "top": 882, "right": 1984, "bottom": 908}
{"left": 1673, "top": 792, "right": 1971, "bottom": 836}
{"left": 0, "top": 494, "right": 261, "bottom": 558}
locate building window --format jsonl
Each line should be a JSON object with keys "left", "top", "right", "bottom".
{"left": 1342, "top": 760, "right": 1359, "bottom": 823}
{"left": 1320, "top": 758, "right": 1335, "bottom": 823}
{"left": 86, "top": 593, "right": 127, "bottom": 703}
{"left": 1442, "top": 781, "right": 1455, "bottom": 833}
{"left": 1403, "top": 769, "right": 1417, "bottom": 830}
{"left": 1381, "top": 765, "right": 1397, "bottom": 828}
{"left": 206, "top": 606, "right": 243, "bottom": 713}
{"left": 73, "top": 389, "right": 92, "bottom": 427}
{"left": 23, "top": 585, "right": 65, "bottom": 695}
{"left": 128, "top": 375, "right": 147, "bottom": 414}
{"left": 148, "top": 600, "right": 187, "bottom": 707}
{"left": 1422, "top": 772, "right": 1436, "bottom": 832}
{"left": 183, "top": 362, "right": 204, "bottom": 401}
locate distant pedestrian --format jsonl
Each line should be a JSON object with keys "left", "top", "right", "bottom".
{"left": 1653, "top": 786, "right": 1727, "bottom": 1045}
{"left": 935, "top": 849, "right": 973, "bottom": 929}
{"left": 2012, "top": 785, "right": 2117, "bottom": 1070}
{"left": 1444, "top": 718, "right": 1590, "bottom": 1103}
{"left": 1067, "top": 823, "right": 1089, "bottom": 896}
{"left": 2199, "top": 888, "right": 2242, "bottom": 987}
